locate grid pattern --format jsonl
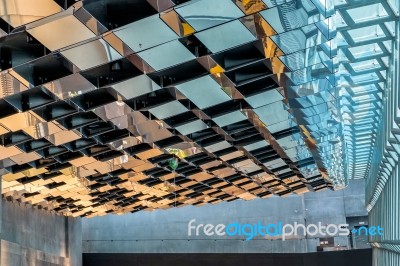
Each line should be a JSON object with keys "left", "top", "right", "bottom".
{"left": 364, "top": 0, "right": 400, "bottom": 263}
{"left": 0, "top": 0, "right": 396, "bottom": 217}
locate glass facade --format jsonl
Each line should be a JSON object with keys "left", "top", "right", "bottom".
{"left": 367, "top": 16, "right": 400, "bottom": 266}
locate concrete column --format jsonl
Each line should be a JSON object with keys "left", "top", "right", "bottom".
{"left": 68, "top": 217, "right": 82, "bottom": 266}
{"left": 1, "top": 198, "right": 82, "bottom": 265}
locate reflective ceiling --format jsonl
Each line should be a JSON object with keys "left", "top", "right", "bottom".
{"left": 0, "top": 0, "right": 397, "bottom": 217}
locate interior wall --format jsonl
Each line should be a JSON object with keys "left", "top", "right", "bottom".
{"left": 82, "top": 179, "right": 367, "bottom": 254}
{"left": 0, "top": 180, "right": 368, "bottom": 265}
{"left": 0, "top": 199, "right": 82, "bottom": 266}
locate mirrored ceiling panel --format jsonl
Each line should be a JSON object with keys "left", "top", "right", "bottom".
{"left": 175, "top": 0, "right": 244, "bottom": 31}
{"left": 61, "top": 39, "right": 123, "bottom": 71}
{"left": 0, "top": 0, "right": 62, "bottom": 28}
{"left": 0, "top": 0, "right": 395, "bottom": 217}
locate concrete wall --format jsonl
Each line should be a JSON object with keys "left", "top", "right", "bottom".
{"left": 0, "top": 199, "right": 82, "bottom": 266}
{"left": 82, "top": 179, "right": 368, "bottom": 254}
{"left": 0, "top": 179, "right": 367, "bottom": 264}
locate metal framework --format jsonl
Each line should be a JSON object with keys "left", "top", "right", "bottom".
{"left": 0, "top": 0, "right": 397, "bottom": 218}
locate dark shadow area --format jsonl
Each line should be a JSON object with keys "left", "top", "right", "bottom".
{"left": 83, "top": 249, "right": 372, "bottom": 266}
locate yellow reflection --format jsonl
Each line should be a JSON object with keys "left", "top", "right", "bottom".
{"left": 263, "top": 37, "right": 284, "bottom": 58}
{"left": 236, "top": 0, "right": 267, "bottom": 15}
{"left": 165, "top": 148, "right": 187, "bottom": 159}
{"left": 161, "top": 10, "right": 195, "bottom": 37}
{"left": 210, "top": 64, "right": 225, "bottom": 74}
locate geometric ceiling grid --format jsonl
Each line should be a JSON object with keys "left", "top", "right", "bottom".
{"left": 0, "top": 0, "right": 397, "bottom": 217}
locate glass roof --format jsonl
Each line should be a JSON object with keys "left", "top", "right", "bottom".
{"left": 347, "top": 3, "right": 389, "bottom": 23}
{"left": 334, "top": 0, "right": 397, "bottom": 182}
{"left": 263, "top": 0, "right": 398, "bottom": 187}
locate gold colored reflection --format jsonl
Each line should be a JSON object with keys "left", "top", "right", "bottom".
{"left": 300, "top": 125, "right": 317, "bottom": 146}
{"left": 27, "top": 14, "right": 96, "bottom": 51}
{"left": 23, "top": 121, "right": 63, "bottom": 139}
{"left": 0, "top": 146, "right": 22, "bottom": 161}
{"left": 165, "top": 142, "right": 200, "bottom": 159}
{"left": 23, "top": 168, "right": 48, "bottom": 177}
{"left": 47, "top": 130, "right": 81, "bottom": 146}
{"left": 0, "top": 0, "right": 62, "bottom": 28}
{"left": 197, "top": 56, "right": 225, "bottom": 74}
{"left": 2, "top": 172, "right": 25, "bottom": 182}
{"left": 0, "top": 112, "right": 41, "bottom": 132}
{"left": 0, "top": 72, "right": 29, "bottom": 98}
{"left": 10, "top": 152, "right": 41, "bottom": 165}
{"left": 0, "top": 125, "right": 8, "bottom": 135}
{"left": 160, "top": 9, "right": 195, "bottom": 37}
{"left": 103, "top": 32, "right": 134, "bottom": 57}
{"left": 254, "top": 13, "right": 277, "bottom": 37}
{"left": 234, "top": 0, "right": 267, "bottom": 15}
{"left": 0, "top": 0, "right": 343, "bottom": 216}
{"left": 262, "top": 37, "right": 284, "bottom": 58}
{"left": 8, "top": 70, "right": 31, "bottom": 89}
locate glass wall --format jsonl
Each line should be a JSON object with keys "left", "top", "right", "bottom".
{"left": 367, "top": 19, "right": 400, "bottom": 266}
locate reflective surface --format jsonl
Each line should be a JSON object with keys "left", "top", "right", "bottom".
{"left": 0, "top": 0, "right": 397, "bottom": 217}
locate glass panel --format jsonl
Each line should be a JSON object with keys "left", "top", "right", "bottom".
{"left": 347, "top": 3, "right": 388, "bottom": 23}
{"left": 175, "top": 0, "right": 244, "bottom": 31}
